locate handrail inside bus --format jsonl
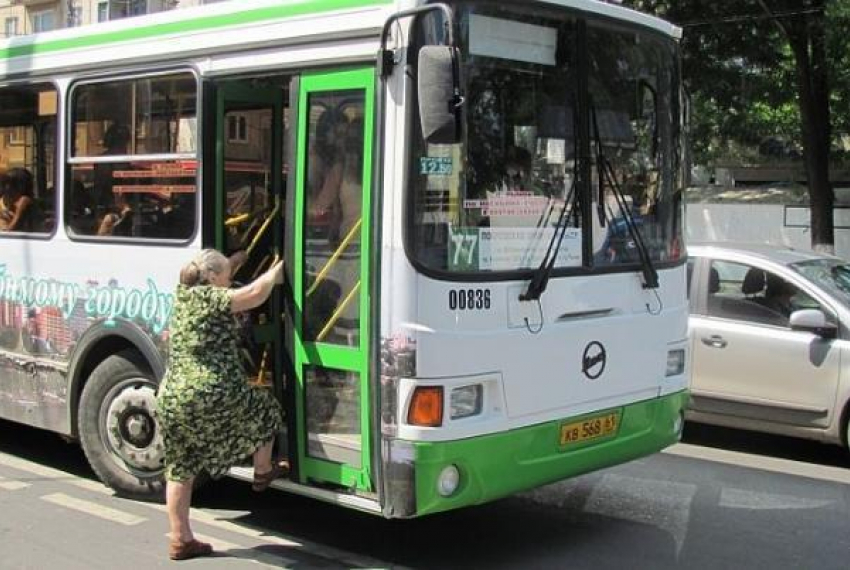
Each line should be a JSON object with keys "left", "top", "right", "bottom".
{"left": 316, "top": 280, "right": 361, "bottom": 343}
{"left": 306, "top": 217, "right": 362, "bottom": 298}
{"left": 246, "top": 198, "right": 281, "bottom": 256}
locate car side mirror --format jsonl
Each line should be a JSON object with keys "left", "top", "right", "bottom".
{"left": 789, "top": 309, "right": 837, "bottom": 338}
{"left": 418, "top": 45, "right": 462, "bottom": 144}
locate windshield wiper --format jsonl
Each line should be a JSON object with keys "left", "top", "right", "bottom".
{"left": 590, "top": 102, "right": 659, "bottom": 289}
{"left": 520, "top": 99, "right": 582, "bottom": 303}
{"left": 519, "top": 164, "right": 579, "bottom": 302}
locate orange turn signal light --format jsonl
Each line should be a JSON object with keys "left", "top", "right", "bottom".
{"left": 407, "top": 386, "right": 444, "bottom": 427}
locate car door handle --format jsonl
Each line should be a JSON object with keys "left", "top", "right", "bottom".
{"left": 701, "top": 335, "right": 727, "bottom": 348}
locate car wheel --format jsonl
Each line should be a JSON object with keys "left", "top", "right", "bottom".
{"left": 78, "top": 350, "right": 165, "bottom": 501}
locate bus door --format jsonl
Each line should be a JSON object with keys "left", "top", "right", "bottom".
{"left": 290, "top": 69, "right": 374, "bottom": 491}
{"left": 213, "top": 82, "right": 287, "bottom": 431}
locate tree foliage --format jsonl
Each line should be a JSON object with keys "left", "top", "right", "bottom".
{"left": 622, "top": 0, "right": 850, "bottom": 249}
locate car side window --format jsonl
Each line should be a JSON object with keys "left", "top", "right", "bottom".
{"left": 706, "top": 260, "right": 825, "bottom": 328}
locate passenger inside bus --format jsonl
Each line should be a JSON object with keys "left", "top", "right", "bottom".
{"left": 312, "top": 116, "right": 363, "bottom": 242}
{"left": 308, "top": 114, "right": 363, "bottom": 343}
{"left": 500, "top": 145, "right": 533, "bottom": 193}
{"left": 308, "top": 107, "right": 348, "bottom": 240}
{"left": 0, "top": 167, "right": 39, "bottom": 233}
{"left": 95, "top": 123, "right": 133, "bottom": 236}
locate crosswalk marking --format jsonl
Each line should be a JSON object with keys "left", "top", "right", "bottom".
{"left": 41, "top": 493, "right": 146, "bottom": 526}
{"left": 0, "top": 449, "right": 402, "bottom": 568}
{"left": 0, "top": 475, "right": 29, "bottom": 491}
{"left": 0, "top": 452, "right": 112, "bottom": 494}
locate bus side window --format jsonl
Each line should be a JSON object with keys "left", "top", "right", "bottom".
{"left": 0, "top": 83, "right": 58, "bottom": 236}
{"left": 67, "top": 72, "right": 198, "bottom": 240}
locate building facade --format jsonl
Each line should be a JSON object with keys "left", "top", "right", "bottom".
{"left": 0, "top": 0, "right": 227, "bottom": 37}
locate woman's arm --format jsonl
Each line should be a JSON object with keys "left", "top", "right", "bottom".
{"left": 230, "top": 259, "right": 283, "bottom": 313}
{"left": 311, "top": 161, "right": 343, "bottom": 214}
{"left": 5, "top": 195, "right": 33, "bottom": 231}
{"left": 228, "top": 250, "right": 248, "bottom": 277}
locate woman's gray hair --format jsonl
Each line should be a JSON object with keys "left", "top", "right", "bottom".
{"left": 179, "top": 249, "right": 228, "bottom": 287}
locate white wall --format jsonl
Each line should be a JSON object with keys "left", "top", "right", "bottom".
{"left": 686, "top": 202, "right": 850, "bottom": 260}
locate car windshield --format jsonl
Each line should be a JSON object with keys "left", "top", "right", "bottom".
{"left": 790, "top": 259, "right": 850, "bottom": 306}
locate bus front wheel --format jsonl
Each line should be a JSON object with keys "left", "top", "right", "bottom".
{"left": 78, "top": 350, "right": 165, "bottom": 501}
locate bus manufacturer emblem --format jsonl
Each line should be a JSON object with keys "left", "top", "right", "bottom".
{"left": 582, "top": 341, "right": 606, "bottom": 380}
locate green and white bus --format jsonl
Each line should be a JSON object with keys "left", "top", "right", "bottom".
{"left": 0, "top": 0, "right": 689, "bottom": 517}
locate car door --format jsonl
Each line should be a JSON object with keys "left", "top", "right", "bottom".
{"left": 689, "top": 257, "right": 840, "bottom": 429}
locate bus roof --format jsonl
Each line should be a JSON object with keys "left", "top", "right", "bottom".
{"left": 547, "top": 0, "right": 681, "bottom": 39}
{"left": 0, "top": 0, "right": 680, "bottom": 78}
{"left": 0, "top": 0, "right": 394, "bottom": 78}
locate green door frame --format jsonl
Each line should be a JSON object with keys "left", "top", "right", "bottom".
{"left": 292, "top": 68, "right": 375, "bottom": 491}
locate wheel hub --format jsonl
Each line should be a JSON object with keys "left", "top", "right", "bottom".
{"left": 105, "top": 383, "right": 164, "bottom": 472}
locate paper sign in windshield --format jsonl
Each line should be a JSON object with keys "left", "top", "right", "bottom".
{"left": 448, "top": 227, "right": 581, "bottom": 271}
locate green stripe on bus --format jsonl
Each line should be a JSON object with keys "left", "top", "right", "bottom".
{"left": 0, "top": 0, "right": 391, "bottom": 60}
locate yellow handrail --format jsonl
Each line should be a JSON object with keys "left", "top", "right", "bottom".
{"left": 246, "top": 199, "right": 281, "bottom": 256}
{"left": 251, "top": 253, "right": 281, "bottom": 280}
{"left": 316, "top": 280, "right": 360, "bottom": 342}
{"left": 307, "top": 217, "right": 362, "bottom": 298}
{"left": 224, "top": 212, "right": 251, "bottom": 227}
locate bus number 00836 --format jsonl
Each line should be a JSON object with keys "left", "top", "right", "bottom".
{"left": 448, "top": 288, "right": 491, "bottom": 311}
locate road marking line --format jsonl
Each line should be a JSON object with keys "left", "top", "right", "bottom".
{"left": 142, "top": 500, "right": 386, "bottom": 568}
{"left": 0, "top": 452, "right": 112, "bottom": 494}
{"left": 164, "top": 533, "right": 296, "bottom": 569}
{"left": 0, "top": 475, "right": 29, "bottom": 491}
{"left": 41, "top": 493, "right": 146, "bottom": 526}
{"left": 165, "top": 532, "right": 240, "bottom": 551}
{"left": 0, "top": 452, "right": 75, "bottom": 480}
{"left": 664, "top": 443, "right": 850, "bottom": 485}
{"left": 585, "top": 473, "right": 695, "bottom": 556}
{"left": 1, "top": 452, "right": 392, "bottom": 568}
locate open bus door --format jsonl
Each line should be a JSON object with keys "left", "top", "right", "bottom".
{"left": 211, "top": 80, "right": 289, "bottom": 457}
{"left": 289, "top": 68, "right": 375, "bottom": 492}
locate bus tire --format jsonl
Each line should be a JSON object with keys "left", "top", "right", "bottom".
{"left": 78, "top": 350, "right": 166, "bottom": 501}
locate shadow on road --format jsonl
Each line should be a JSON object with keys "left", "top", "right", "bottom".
{"left": 682, "top": 421, "right": 850, "bottom": 469}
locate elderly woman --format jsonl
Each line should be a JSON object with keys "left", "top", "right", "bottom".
{"left": 156, "top": 249, "right": 285, "bottom": 561}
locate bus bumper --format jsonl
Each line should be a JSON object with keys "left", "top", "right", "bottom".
{"left": 410, "top": 390, "right": 688, "bottom": 517}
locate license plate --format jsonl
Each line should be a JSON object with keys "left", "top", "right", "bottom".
{"left": 559, "top": 411, "right": 620, "bottom": 446}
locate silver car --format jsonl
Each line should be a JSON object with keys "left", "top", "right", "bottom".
{"left": 687, "top": 242, "right": 850, "bottom": 451}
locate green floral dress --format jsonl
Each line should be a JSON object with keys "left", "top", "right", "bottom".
{"left": 156, "top": 285, "right": 283, "bottom": 482}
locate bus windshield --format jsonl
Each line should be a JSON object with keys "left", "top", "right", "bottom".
{"left": 408, "top": 2, "right": 683, "bottom": 276}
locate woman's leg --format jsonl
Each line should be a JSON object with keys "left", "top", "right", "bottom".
{"left": 166, "top": 478, "right": 195, "bottom": 543}
{"left": 252, "top": 441, "right": 274, "bottom": 474}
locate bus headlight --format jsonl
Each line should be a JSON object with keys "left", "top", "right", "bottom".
{"left": 450, "top": 384, "right": 483, "bottom": 419}
{"left": 666, "top": 349, "right": 685, "bottom": 377}
{"left": 437, "top": 464, "right": 461, "bottom": 497}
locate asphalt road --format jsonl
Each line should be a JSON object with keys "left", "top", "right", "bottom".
{"left": 1, "top": 419, "right": 848, "bottom": 569}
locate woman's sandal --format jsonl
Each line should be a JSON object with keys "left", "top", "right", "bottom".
{"left": 169, "top": 538, "right": 213, "bottom": 561}
{"left": 252, "top": 460, "right": 290, "bottom": 492}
